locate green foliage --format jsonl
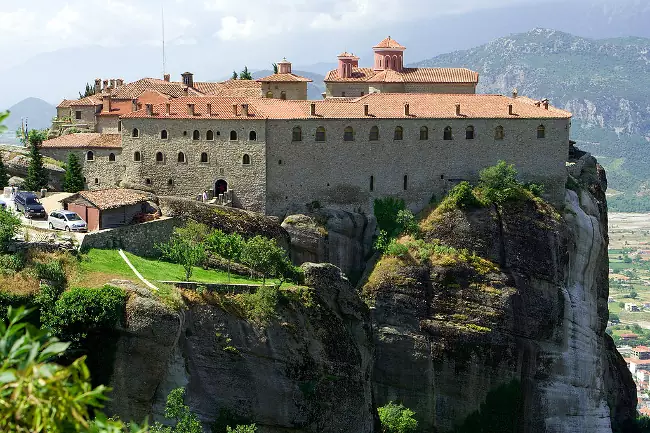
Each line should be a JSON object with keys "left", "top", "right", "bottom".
{"left": 23, "top": 130, "right": 49, "bottom": 192}
{"left": 445, "top": 181, "right": 482, "bottom": 210}
{"left": 79, "top": 82, "right": 96, "bottom": 99}
{"left": 157, "top": 221, "right": 209, "bottom": 281}
{"left": 150, "top": 388, "right": 202, "bottom": 433}
{"left": 231, "top": 71, "right": 238, "bottom": 80}
{"left": 0, "top": 251, "right": 26, "bottom": 273}
{"left": 242, "top": 284, "right": 280, "bottom": 323}
{"left": 0, "top": 154, "right": 8, "bottom": 190}
{"left": 205, "top": 230, "right": 245, "bottom": 282}
{"left": 272, "top": 63, "right": 278, "bottom": 74}
{"left": 386, "top": 240, "right": 409, "bottom": 258}
{"left": 63, "top": 152, "right": 85, "bottom": 193}
{"left": 241, "top": 235, "right": 289, "bottom": 286}
{"left": 0, "top": 111, "right": 8, "bottom": 135}
{"left": 609, "top": 313, "right": 620, "bottom": 323}
{"left": 630, "top": 290, "right": 639, "bottom": 299}
{"left": 239, "top": 66, "right": 253, "bottom": 80}
{"left": 32, "top": 259, "right": 66, "bottom": 288}
{"left": 477, "top": 161, "right": 527, "bottom": 205}
{"left": 0, "top": 207, "right": 20, "bottom": 253}
{"left": 227, "top": 425, "right": 257, "bottom": 433}
{"left": 377, "top": 402, "right": 418, "bottom": 433}
{"left": 44, "top": 285, "right": 127, "bottom": 342}
{"left": 374, "top": 197, "right": 407, "bottom": 235}
{"left": 452, "top": 380, "right": 522, "bottom": 433}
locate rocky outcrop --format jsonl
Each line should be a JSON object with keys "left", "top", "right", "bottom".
{"left": 5, "top": 154, "right": 64, "bottom": 190}
{"left": 282, "top": 209, "right": 376, "bottom": 281}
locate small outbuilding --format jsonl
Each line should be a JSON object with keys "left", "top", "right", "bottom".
{"left": 61, "top": 189, "right": 150, "bottom": 231}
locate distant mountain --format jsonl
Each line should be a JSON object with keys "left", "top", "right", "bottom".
{"left": 5, "top": 97, "right": 56, "bottom": 132}
{"left": 411, "top": 28, "right": 650, "bottom": 208}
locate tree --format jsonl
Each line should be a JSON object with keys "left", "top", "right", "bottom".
{"left": 0, "top": 207, "right": 20, "bottom": 253}
{"left": 0, "top": 153, "right": 8, "bottom": 190}
{"left": 377, "top": 402, "right": 418, "bottom": 433}
{"left": 610, "top": 313, "right": 620, "bottom": 324}
{"left": 150, "top": 388, "right": 202, "bottom": 433}
{"left": 205, "top": 230, "right": 244, "bottom": 282}
{"left": 63, "top": 152, "right": 85, "bottom": 193}
{"left": 231, "top": 71, "right": 238, "bottom": 80}
{"left": 23, "top": 130, "right": 49, "bottom": 192}
{"left": 156, "top": 222, "right": 208, "bottom": 281}
{"left": 477, "top": 160, "right": 529, "bottom": 205}
{"left": 272, "top": 63, "right": 278, "bottom": 74}
{"left": 227, "top": 425, "right": 257, "bottom": 433}
{"left": 241, "top": 236, "right": 287, "bottom": 286}
{"left": 0, "top": 306, "right": 147, "bottom": 433}
{"left": 631, "top": 290, "right": 639, "bottom": 299}
{"left": 239, "top": 66, "right": 253, "bottom": 80}
{"left": 79, "top": 82, "right": 96, "bottom": 99}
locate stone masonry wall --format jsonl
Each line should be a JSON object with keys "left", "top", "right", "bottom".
{"left": 325, "top": 83, "right": 369, "bottom": 98}
{"left": 120, "top": 118, "right": 267, "bottom": 213}
{"left": 71, "top": 106, "right": 98, "bottom": 129}
{"left": 326, "top": 82, "right": 477, "bottom": 98}
{"left": 41, "top": 148, "right": 125, "bottom": 190}
{"left": 265, "top": 117, "right": 569, "bottom": 217}
{"left": 260, "top": 82, "right": 308, "bottom": 100}
{"left": 97, "top": 116, "right": 120, "bottom": 134}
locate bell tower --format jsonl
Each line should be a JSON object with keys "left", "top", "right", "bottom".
{"left": 373, "top": 36, "right": 406, "bottom": 72}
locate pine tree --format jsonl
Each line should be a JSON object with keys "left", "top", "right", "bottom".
{"left": 239, "top": 66, "right": 253, "bottom": 80}
{"left": 0, "top": 154, "right": 8, "bottom": 189}
{"left": 23, "top": 130, "right": 49, "bottom": 192}
{"left": 78, "top": 82, "right": 95, "bottom": 99}
{"left": 63, "top": 153, "right": 84, "bottom": 193}
{"left": 231, "top": 71, "right": 238, "bottom": 80}
{"left": 272, "top": 63, "right": 278, "bottom": 74}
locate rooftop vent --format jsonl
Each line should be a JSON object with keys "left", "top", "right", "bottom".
{"left": 364, "top": 104, "right": 369, "bottom": 116}
{"left": 187, "top": 104, "right": 195, "bottom": 116}
{"left": 508, "top": 104, "right": 514, "bottom": 115}
{"left": 232, "top": 104, "right": 238, "bottom": 116}
{"left": 165, "top": 103, "right": 171, "bottom": 115}
{"left": 404, "top": 103, "right": 410, "bottom": 116}
{"left": 207, "top": 103, "right": 212, "bottom": 116}
{"left": 242, "top": 104, "right": 249, "bottom": 117}
{"left": 455, "top": 103, "right": 461, "bottom": 116}
{"left": 310, "top": 103, "right": 316, "bottom": 116}
{"left": 146, "top": 104, "right": 153, "bottom": 116}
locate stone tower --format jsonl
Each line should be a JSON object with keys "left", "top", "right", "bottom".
{"left": 373, "top": 36, "right": 406, "bottom": 72}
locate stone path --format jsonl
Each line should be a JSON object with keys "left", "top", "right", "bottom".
{"left": 118, "top": 249, "right": 159, "bottom": 292}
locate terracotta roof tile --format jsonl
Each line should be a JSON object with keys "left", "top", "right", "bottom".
{"left": 108, "top": 78, "right": 202, "bottom": 99}
{"left": 98, "top": 90, "right": 171, "bottom": 116}
{"left": 42, "top": 133, "right": 122, "bottom": 149}
{"left": 373, "top": 36, "right": 405, "bottom": 49}
{"left": 57, "top": 99, "right": 74, "bottom": 108}
{"left": 69, "top": 95, "right": 102, "bottom": 106}
{"left": 255, "top": 73, "right": 312, "bottom": 83}
{"left": 67, "top": 189, "right": 148, "bottom": 210}
{"left": 121, "top": 97, "right": 264, "bottom": 120}
{"left": 324, "top": 67, "right": 479, "bottom": 84}
{"left": 195, "top": 80, "right": 262, "bottom": 97}
{"left": 338, "top": 52, "right": 359, "bottom": 58}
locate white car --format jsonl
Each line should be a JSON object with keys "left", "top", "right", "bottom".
{"left": 48, "top": 210, "right": 88, "bottom": 232}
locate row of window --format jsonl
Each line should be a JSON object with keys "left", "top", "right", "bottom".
{"left": 291, "top": 125, "right": 547, "bottom": 142}
{"left": 132, "top": 128, "right": 257, "bottom": 141}
{"left": 86, "top": 150, "right": 252, "bottom": 165}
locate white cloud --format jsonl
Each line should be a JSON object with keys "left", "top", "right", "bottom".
{"left": 45, "top": 4, "right": 80, "bottom": 35}
{"left": 216, "top": 16, "right": 255, "bottom": 40}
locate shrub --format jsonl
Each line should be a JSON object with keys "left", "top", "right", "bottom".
{"left": 443, "top": 181, "right": 483, "bottom": 210}
{"left": 386, "top": 240, "right": 409, "bottom": 258}
{"left": 150, "top": 387, "right": 202, "bottom": 433}
{"left": 241, "top": 235, "right": 289, "bottom": 286}
{"left": 378, "top": 402, "right": 418, "bottom": 433}
{"left": 205, "top": 230, "right": 245, "bottom": 282}
{"left": 395, "top": 209, "right": 419, "bottom": 237}
{"left": 227, "top": 425, "right": 257, "bottom": 433}
{"left": 243, "top": 284, "right": 280, "bottom": 324}
{"left": 32, "top": 259, "right": 66, "bottom": 288}
{"left": 157, "top": 222, "right": 208, "bottom": 281}
{"left": 0, "top": 251, "right": 26, "bottom": 273}
{"left": 0, "top": 207, "right": 20, "bottom": 252}
{"left": 374, "top": 197, "right": 407, "bottom": 236}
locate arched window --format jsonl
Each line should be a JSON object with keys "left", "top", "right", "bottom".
{"left": 133, "top": 151, "right": 141, "bottom": 162}
{"left": 537, "top": 125, "right": 546, "bottom": 139}
{"left": 344, "top": 126, "right": 354, "bottom": 141}
{"left": 132, "top": 128, "right": 139, "bottom": 138}
{"left": 160, "top": 130, "right": 168, "bottom": 139}
{"left": 369, "top": 126, "right": 379, "bottom": 141}
{"left": 243, "top": 154, "right": 251, "bottom": 165}
{"left": 495, "top": 126, "right": 505, "bottom": 140}
{"left": 266, "top": 91, "right": 273, "bottom": 98}
{"left": 385, "top": 55, "right": 390, "bottom": 69}
{"left": 193, "top": 130, "right": 200, "bottom": 140}
{"left": 108, "top": 153, "right": 116, "bottom": 162}
{"left": 420, "top": 126, "right": 428, "bottom": 140}
{"left": 316, "top": 126, "right": 326, "bottom": 142}
{"left": 94, "top": 178, "right": 99, "bottom": 185}
{"left": 177, "top": 152, "right": 186, "bottom": 163}
{"left": 86, "top": 151, "right": 94, "bottom": 161}
{"left": 200, "top": 152, "right": 208, "bottom": 163}
{"left": 156, "top": 152, "right": 164, "bottom": 162}
{"left": 280, "top": 91, "right": 286, "bottom": 100}
{"left": 249, "top": 131, "right": 257, "bottom": 141}
{"left": 466, "top": 125, "right": 475, "bottom": 140}
{"left": 292, "top": 126, "right": 302, "bottom": 142}
{"left": 230, "top": 130, "right": 237, "bottom": 141}
{"left": 443, "top": 126, "right": 453, "bottom": 141}
{"left": 394, "top": 126, "right": 403, "bottom": 140}
{"left": 206, "top": 130, "right": 214, "bottom": 140}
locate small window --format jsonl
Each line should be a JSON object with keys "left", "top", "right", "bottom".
{"left": 193, "top": 130, "right": 200, "bottom": 140}
{"left": 206, "top": 130, "right": 214, "bottom": 141}
{"left": 343, "top": 126, "right": 354, "bottom": 142}
{"left": 420, "top": 126, "right": 428, "bottom": 140}
{"left": 280, "top": 91, "right": 286, "bottom": 100}
{"left": 370, "top": 175, "right": 374, "bottom": 192}
{"left": 249, "top": 131, "right": 257, "bottom": 141}
{"left": 369, "top": 126, "right": 379, "bottom": 141}
{"left": 278, "top": 159, "right": 283, "bottom": 165}
{"left": 132, "top": 128, "right": 139, "bottom": 138}
{"left": 292, "top": 126, "right": 302, "bottom": 142}
{"left": 75, "top": 111, "right": 82, "bottom": 120}
{"left": 243, "top": 154, "right": 251, "bottom": 165}
{"left": 145, "top": 178, "right": 151, "bottom": 185}
{"left": 403, "top": 175, "right": 408, "bottom": 190}
{"left": 394, "top": 126, "right": 403, "bottom": 141}
{"left": 183, "top": 131, "right": 187, "bottom": 136}
{"left": 266, "top": 91, "right": 273, "bottom": 98}
{"left": 168, "top": 179, "right": 174, "bottom": 186}
{"left": 94, "top": 178, "right": 99, "bottom": 185}
{"left": 161, "top": 130, "right": 168, "bottom": 139}
{"left": 537, "top": 125, "right": 546, "bottom": 139}
{"left": 177, "top": 152, "right": 186, "bottom": 163}
{"left": 466, "top": 125, "right": 475, "bottom": 140}
{"left": 230, "top": 130, "right": 237, "bottom": 141}
{"left": 216, "top": 131, "right": 221, "bottom": 136}
{"left": 133, "top": 151, "right": 141, "bottom": 162}
{"left": 342, "top": 91, "right": 346, "bottom": 97}
{"left": 200, "top": 152, "right": 208, "bottom": 163}
{"left": 315, "top": 126, "right": 326, "bottom": 142}
{"left": 156, "top": 152, "right": 164, "bottom": 163}
{"left": 86, "top": 151, "right": 94, "bottom": 161}
{"left": 83, "top": 177, "right": 87, "bottom": 183}
{"left": 495, "top": 125, "right": 505, "bottom": 140}
{"left": 108, "top": 153, "right": 116, "bottom": 162}
{"left": 118, "top": 121, "right": 122, "bottom": 132}
{"left": 361, "top": 91, "right": 365, "bottom": 96}
{"left": 443, "top": 126, "right": 452, "bottom": 141}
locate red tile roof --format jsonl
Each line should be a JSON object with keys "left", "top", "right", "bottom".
{"left": 98, "top": 90, "right": 171, "bottom": 117}
{"left": 338, "top": 52, "right": 359, "bottom": 58}
{"left": 324, "top": 67, "right": 479, "bottom": 84}
{"left": 122, "top": 93, "right": 571, "bottom": 120}
{"left": 373, "top": 36, "right": 405, "bottom": 49}
{"left": 636, "top": 346, "right": 650, "bottom": 352}
{"left": 194, "top": 79, "right": 262, "bottom": 97}
{"left": 65, "top": 189, "right": 148, "bottom": 210}
{"left": 42, "top": 133, "right": 122, "bottom": 149}
{"left": 57, "top": 99, "right": 74, "bottom": 108}
{"left": 255, "top": 73, "right": 312, "bottom": 83}
{"left": 107, "top": 78, "right": 203, "bottom": 99}
{"left": 69, "top": 95, "right": 103, "bottom": 106}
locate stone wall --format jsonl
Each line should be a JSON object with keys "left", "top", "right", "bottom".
{"left": 265, "top": 117, "right": 569, "bottom": 216}
{"left": 325, "top": 82, "right": 477, "bottom": 97}
{"left": 97, "top": 116, "right": 120, "bottom": 134}
{"left": 41, "top": 148, "right": 125, "bottom": 190}
{"left": 71, "top": 106, "right": 99, "bottom": 129}
{"left": 80, "top": 217, "right": 181, "bottom": 257}
{"left": 120, "top": 118, "right": 267, "bottom": 213}
{"left": 260, "top": 82, "right": 308, "bottom": 100}
{"left": 325, "top": 83, "right": 370, "bottom": 98}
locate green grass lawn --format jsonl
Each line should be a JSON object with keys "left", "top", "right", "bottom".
{"left": 78, "top": 249, "right": 267, "bottom": 286}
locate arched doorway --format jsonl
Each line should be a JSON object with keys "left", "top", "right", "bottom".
{"left": 214, "top": 179, "right": 228, "bottom": 196}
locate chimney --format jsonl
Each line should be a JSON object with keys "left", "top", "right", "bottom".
{"left": 543, "top": 99, "right": 549, "bottom": 110}
{"left": 207, "top": 103, "right": 212, "bottom": 116}
{"left": 116, "top": 79, "right": 124, "bottom": 88}
{"left": 103, "top": 79, "right": 109, "bottom": 90}
{"left": 242, "top": 104, "right": 249, "bottom": 117}
{"left": 508, "top": 104, "right": 514, "bottom": 115}
{"left": 183, "top": 87, "right": 189, "bottom": 97}
{"left": 102, "top": 93, "right": 112, "bottom": 113}
{"left": 165, "top": 103, "right": 171, "bottom": 115}
{"left": 310, "top": 103, "right": 316, "bottom": 116}
{"left": 181, "top": 72, "right": 194, "bottom": 88}
{"left": 364, "top": 104, "right": 369, "bottom": 116}
{"left": 164, "top": 74, "right": 170, "bottom": 82}
{"left": 512, "top": 88, "right": 518, "bottom": 99}
{"left": 232, "top": 104, "right": 238, "bottom": 116}
{"left": 455, "top": 103, "right": 461, "bottom": 116}
{"left": 131, "top": 99, "right": 138, "bottom": 112}
{"left": 146, "top": 104, "right": 154, "bottom": 116}
{"left": 404, "top": 103, "right": 410, "bottom": 116}
{"left": 110, "top": 79, "right": 116, "bottom": 89}
{"left": 94, "top": 78, "right": 102, "bottom": 95}
{"left": 187, "top": 104, "right": 195, "bottom": 116}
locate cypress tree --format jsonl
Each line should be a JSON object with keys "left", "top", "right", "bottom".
{"left": 63, "top": 152, "right": 84, "bottom": 193}
{"left": 23, "top": 130, "right": 49, "bottom": 192}
{"left": 0, "top": 154, "right": 8, "bottom": 190}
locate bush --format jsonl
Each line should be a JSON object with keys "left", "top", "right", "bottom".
{"left": 157, "top": 221, "right": 209, "bottom": 281}
{"left": 0, "top": 251, "right": 26, "bottom": 273}
{"left": 386, "top": 240, "right": 409, "bottom": 258}
{"left": 243, "top": 284, "right": 280, "bottom": 324}
{"left": 227, "top": 425, "right": 257, "bottom": 433}
{"left": 442, "top": 181, "right": 482, "bottom": 210}
{"left": 45, "top": 285, "right": 127, "bottom": 342}
{"left": 32, "top": 259, "right": 66, "bottom": 288}
{"left": 241, "top": 235, "right": 289, "bottom": 286}
{"left": 0, "top": 207, "right": 20, "bottom": 252}
{"left": 378, "top": 402, "right": 418, "bottom": 433}
{"left": 374, "top": 197, "right": 407, "bottom": 235}
{"left": 150, "top": 387, "right": 202, "bottom": 433}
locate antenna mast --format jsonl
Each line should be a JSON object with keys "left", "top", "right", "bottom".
{"left": 161, "top": 3, "right": 167, "bottom": 76}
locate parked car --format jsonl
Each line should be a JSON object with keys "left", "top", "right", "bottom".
{"left": 14, "top": 192, "right": 46, "bottom": 218}
{"left": 48, "top": 210, "right": 88, "bottom": 232}
{"left": 0, "top": 200, "right": 5, "bottom": 210}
